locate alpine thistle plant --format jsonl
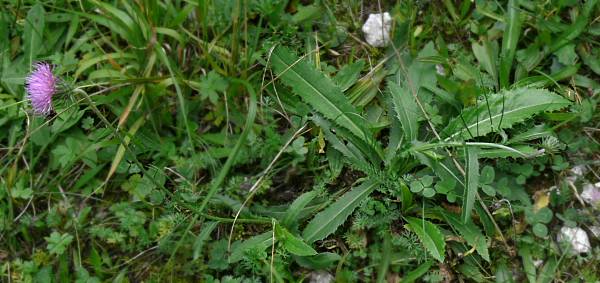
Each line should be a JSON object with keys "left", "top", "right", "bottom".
{"left": 26, "top": 62, "right": 58, "bottom": 115}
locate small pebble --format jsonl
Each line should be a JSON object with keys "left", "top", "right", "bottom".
{"left": 362, "top": 12, "right": 392, "bottom": 47}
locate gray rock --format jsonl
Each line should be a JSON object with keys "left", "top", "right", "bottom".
{"left": 558, "top": 226, "right": 591, "bottom": 254}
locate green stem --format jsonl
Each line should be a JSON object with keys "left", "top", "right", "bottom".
{"left": 160, "top": 79, "right": 257, "bottom": 278}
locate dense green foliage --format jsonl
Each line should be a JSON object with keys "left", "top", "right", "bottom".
{"left": 1, "top": 0, "right": 600, "bottom": 282}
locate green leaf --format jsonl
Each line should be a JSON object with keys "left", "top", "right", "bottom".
{"left": 554, "top": 44, "right": 578, "bottom": 66}
{"left": 270, "top": 46, "right": 379, "bottom": 156}
{"left": 282, "top": 190, "right": 318, "bottom": 229}
{"left": 532, "top": 223, "right": 548, "bottom": 237}
{"left": 389, "top": 82, "right": 419, "bottom": 142}
{"left": 333, "top": 59, "right": 365, "bottom": 91}
{"left": 229, "top": 231, "right": 273, "bottom": 263}
{"left": 402, "top": 261, "right": 433, "bottom": 283}
{"left": 24, "top": 3, "right": 45, "bottom": 66}
{"left": 549, "top": 0, "right": 598, "bottom": 53}
{"left": 312, "top": 114, "right": 379, "bottom": 170}
{"left": 495, "top": 262, "right": 515, "bottom": 283}
{"left": 480, "top": 166, "right": 495, "bottom": 185}
{"left": 472, "top": 40, "right": 499, "bottom": 89}
{"left": 518, "top": 244, "right": 537, "bottom": 283}
{"left": 294, "top": 252, "right": 341, "bottom": 270}
{"left": 303, "top": 179, "right": 379, "bottom": 243}
{"left": 442, "top": 88, "right": 571, "bottom": 141}
{"left": 192, "top": 221, "right": 218, "bottom": 260}
{"left": 508, "top": 124, "right": 554, "bottom": 144}
{"left": 499, "top": 0, "right": 522, "bottom": 88}
{"left": 404, "top": 217, "right": 446, "bottom": 262}
{"left": 536, "top": 258, "right": 558, "bottom": 283}
{"left": 462, "top": 147, "right": 479, "bottom": 223}
{"left": 45, "top": 232, "right": 74, "bottom": 256}
{"left": 442, "top": 212, "right": 490, "bottom": 262}
{"left": 276, "top": 225, "right": 317, "bottom": 256}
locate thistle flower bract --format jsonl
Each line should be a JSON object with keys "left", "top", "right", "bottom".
{"left": 26, "top": 63, "right": 58, "bottom": 115}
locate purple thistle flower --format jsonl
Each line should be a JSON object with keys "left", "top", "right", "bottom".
{"left": 26, "top": 63, "right": 58, "bottom": 115}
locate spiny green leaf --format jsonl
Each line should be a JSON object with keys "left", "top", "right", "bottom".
{"left": 442, "top": 88, "right": 571, "bottom": 141}
{"left": 442, "top": 212, "right": 490, "bottom": 261}
{"left": 303, "top": 179, "right": 379, "bottom": 243}
{"left": 389, "top": 82, "right": 419, "bottom": 142}
{"left": 270, "top": 46, "right": 379, "bottom": 157}
{"left": 275, "top": 225, "right": 317, "bottom": 256}
{"left": 229, "top": 231, "right": 273, "bottom": 263}
{"left": 312, "top": 113, "right": 380, "bottom": 169}
{"left": 404, "top": 217, "right": 446, "bottom": 262}
{"left": 333, "top": 59, "right": 365, "bottom": 92}
{"left": 282, "top": 190, "right": 318, "bottom": 229}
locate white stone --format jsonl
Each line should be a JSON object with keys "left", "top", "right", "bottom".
{"left": 558, "top": 227, "right": 591, "bottom": 254}
{"left": 581, "top": 183, "right": 600, "bottom": 206}
{"left": 309, "top": 271, "right": 334, "bottom": 283}
{"left": 362, "top": 12, "right": 392, "bottom": 47}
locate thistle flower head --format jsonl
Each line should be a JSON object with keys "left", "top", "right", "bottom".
{"left": 26, "top": 62, "right": 58, "bottom": 115}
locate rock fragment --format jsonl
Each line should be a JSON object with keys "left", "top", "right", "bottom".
{"left": 362, "top": 12, "right": 392, "bottom": 47}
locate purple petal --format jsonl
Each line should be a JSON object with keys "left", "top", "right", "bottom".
{"left": 26, "top": 63, "right": 57, "bottom": 115}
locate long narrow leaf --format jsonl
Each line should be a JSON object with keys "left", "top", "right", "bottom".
{"left": 389, "top": 82, "right": 419, "bottom": 142}
{"left": 442, "top": 88, "right": 571, "bottom": 141}
{"left": 303, "top": 180, "right": 379, "bottom": 243}
{"left": 462, "top": 147, "right": 479, "bottom": 223}
{"left": 24, "top": 3, "right": 45, "bottom": 67}
{"left": 443, "top": 212, "right": 490, "bottom": 261}
{"left": 270, "top": 46, "right": 380, "bottom": 158}
{"left": 404, "top": 217, "right": 446, "bottom": 262}
{"left": 499, "top": 0, "right": 522, "bottom": 88}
